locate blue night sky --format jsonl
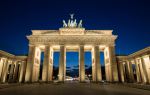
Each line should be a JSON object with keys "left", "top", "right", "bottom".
{"left": 0, "top": 0, "right": 150, "bottom": 67}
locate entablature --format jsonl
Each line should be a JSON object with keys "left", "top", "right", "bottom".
{"left": 31, "top": 29, "right": 113, "bottom": 36}
{"left": 27, "top": 35, "right": 117, "bottom": 45}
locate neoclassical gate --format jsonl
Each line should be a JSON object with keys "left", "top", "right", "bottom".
{"left": 25, "top": 15, "right": 119, "bottom": 83}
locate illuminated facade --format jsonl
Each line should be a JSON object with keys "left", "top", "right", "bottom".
{"left": 117, "top": 47, "right": 150, "bottom": 84}
{"left": 0, "top": 15, "right": 149, "bottom": 84}
{"left": 25, "top": 15, "right": 119, "bottom": 82}
{"left": 0, "top": 50, "right": 27, "bottom": 83}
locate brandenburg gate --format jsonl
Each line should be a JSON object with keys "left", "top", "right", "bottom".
{"left": 25, "top": 15, "right": 119, "bottom": 82}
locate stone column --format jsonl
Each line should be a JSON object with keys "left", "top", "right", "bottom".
{"left": 42, "top": 45, "right": 50, "bottom": 82}
{"left": 104, "top": 47, "right": 112, "bottom": 82}
{"left": 42, "top": 45, "right": 53, "bottom": 82}
{"left": 92, "top": 47, "right": 96, "bottom": 81}
{"left": 118, "top": 62, "right": 125, "bottom": 82}
{"left": 147, "top": 55, "right": 150, "bottom": 83}
{"left": 134, "top": 59, "right": 141, "bottom": 83}
{"left": 124, "top": 62, "right": 131, "bottom": 82}
{"left": 0, "top": 58, "right": 4, "bottom": 81}
{"left": 58, "top": 45, "right": 66, "bottom": 82}
{"left": 1, "top": 59, "right": 9, "bottom": 83}
{"left": 92, "top": 45, "right": 102, "bottom": 82}
{"left": 64, "top": 53, "right": 66, "bottom": 82}
{"left": 126, "top": 61, "right": 134, "bottom": 82}
{"left": 79, "top": 45, "right": 85, "bottom": 82}
{"left": 141, "top": 57, "right": 149, "bottom": 84}
{"left": 92, "top": 52, "right": 95, "bottom": 81}
{"left": 48, "top": 48, "right": 54, "bottom": 82}
{"left": 25, "top": 45, "right": 36, "bottom": 82}
{"left": 105, "top": 46, "right": 118, "bottom": 82}
{"left": 138, "top": 58, "right": 146, "bottom": 83}
{"left": 32, "top": 48, "right": 41, "bottom": 82}
{"left": 129, "top": 61, "right": 135, "bottom": 82}
{"left": 124, "top": 63, "right": 128, "bottom": 82}
{"left": 19, "top": 61, "right": 27, "bottom": 83}
{"left": 8, "top": 62, "right": 15, "bottom": 83}
{"left": 13, "top": 62, "right": 20, "bottom": 82}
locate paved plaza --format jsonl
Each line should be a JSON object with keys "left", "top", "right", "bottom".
{"left": 0, "top": 83, "right": 150, "bottom": 95}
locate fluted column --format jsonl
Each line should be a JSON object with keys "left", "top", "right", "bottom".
{"left": 129, "top": 61, "right": 135, "bottom": 82}
{"left": 79, "top": 45, "right": 85, "bottom": 82}
{"left": 58, "top": 45, "right": 66, "bottom": 81}
{"left": 48, "top": 49, "right": 54, "bottom": 81}
{"left": 42, "top": 45, "right": 53, "bottom": 82}
{"left": 1, "top": 59, "right": 9, "bottom": 83}
{"left": 92, "top": 45, "right": 102, "bottom": 82}
{"left": 109, "top": 46, "right": 118, "bottom": 82}
{"left": 92, "top": 46, "right": 96, "bottom": 81}
{"left": 149, "top": 55, "right": 150, "bottom": 83}
{"left": 134, "top": 59, "right": 141, "bottom": 83}
{"left": 25, "top": 45, "right": 36, "bottom": 82}
{"left": 32, "top": 48, "right": 41, "bottom": 82}
{"left": 141, "top": 57, "right": 149, "bottom": 83}
{"left": 126, "top": 61, "right": 134, "bottom": 82}
{"left": 8, "top": 62, "right": 15, "bottom": 83}
{"left": 104, "top": 46, "right": 118, "bottom": 82}
{"left": 124, "top": 62, "right": 130, "bottom": 82}
{"left": 0, "top": 58, "right": 4, "bottom": 81}
{"left": 148, "top": 55, "right": 150, "bottom": 83}
{"left": 19, "top": 61, "right": 27, "bottom": 83}
{"left": 122, "top": 63, "right": 127, "bottom": 82}
{"left": 42, "top": 45, "right": 50, "bottom": 82}
{"left": 138, "top": 59, "right": 146, "bottom": 83}
{"left": 13, "top": 62, "right": 20, "bottom": 82}
{"left": 104, "top": 47, "right": 112, "bottom": 82}
{"left": 118, "top": 62, "right": 125, "bottom": 82}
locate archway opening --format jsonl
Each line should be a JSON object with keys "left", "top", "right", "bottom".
{"left": 53, "top": 52, "right": 59, "bottom": 80}
{"left": 132, "top": 63, "right": 137, "bottom": 82}
{"left": 124, "top": 63, "right": 130, "bottom": 82}
{"left": 16, "top": 63, "right": 21, "bottom": 81}
{"left": 85, "top": 52, "right": 92, "bottom": 80}
{"left": 66, "top": 52, "right": 79, "bottom": 81}
{"left": 39, "top": 52, "right": 44, "bottom": 80}
{"left": 100, "top": 52, "right": 106, "bottom": 80}
{"left": 6, "top": 64, "right": 11, "bottom": 82}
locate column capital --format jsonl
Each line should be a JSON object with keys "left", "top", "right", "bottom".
{"left": 126, "top": 60, "right": 133, "bottom": 64}
{"left": 92, "top": 44, "right": 100, "bottom": 47}
{"left": 134, "top": 59, "right": 138, "bottom": 64}
{"left": 59, "top": 44, "right": 65, "bottom": 46}
{"left": 105, "top": 44, "right": 115, "bottom": 47}
{"left": 79, "top": 44, "right": 85, "bottom": 46}
{"left": 28, "top": 44, "right": 36, "bottom": 47}
{"left": 79, "top": 45, "right": 85, "bottom": 50}
{"left": 44, "top": 44, "right": 50, "bottom": 46}
{"left": 59, "top": 45, "right": 67, "bottom": 49}
{"left": 44, "top": 45, "right": 51, "bottom": 49}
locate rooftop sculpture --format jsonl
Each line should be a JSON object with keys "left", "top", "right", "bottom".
{"left": 63, "top": 14, "right": 82, "bottom": 28}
